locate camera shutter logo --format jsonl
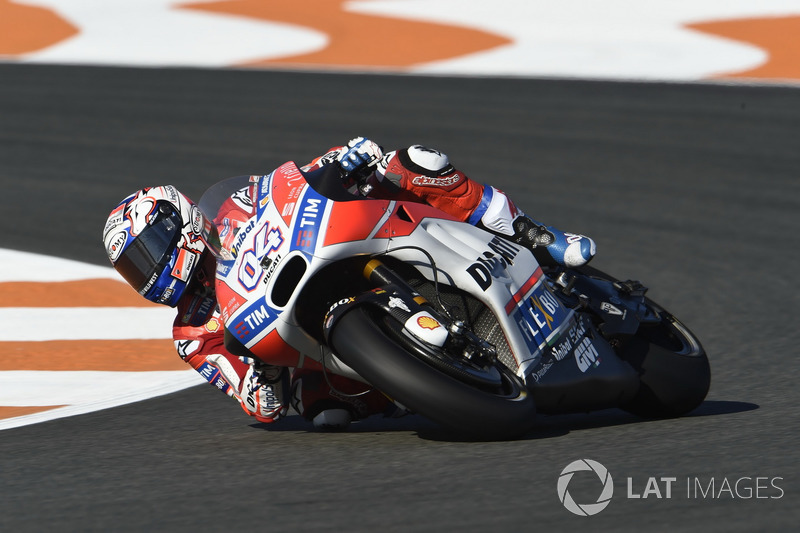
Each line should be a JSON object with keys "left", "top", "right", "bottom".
{"left": 557, "top": 459, "right": 614, "bottom": 516}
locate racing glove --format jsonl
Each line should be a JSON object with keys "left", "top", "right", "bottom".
{"left": 337, "top": 137, "right": 383, "bottom": 184}
{"left": 239, "top": 362, "right": 290, "bottom": 423}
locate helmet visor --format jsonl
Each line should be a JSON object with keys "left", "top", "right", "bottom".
{"left": 115, "top": 204, "right": 182, "bottom": 293}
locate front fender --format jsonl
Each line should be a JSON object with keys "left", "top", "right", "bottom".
{"left": 322, "top": 284, "right": 449, "bottom": 349}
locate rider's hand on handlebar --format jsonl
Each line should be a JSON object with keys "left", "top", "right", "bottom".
{"left": 337, "top": 137, "right": 383, "bottom": 181}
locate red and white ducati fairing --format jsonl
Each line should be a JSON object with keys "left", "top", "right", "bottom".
{"left": 199, "top": 162, "right": 709, "bottom": 439}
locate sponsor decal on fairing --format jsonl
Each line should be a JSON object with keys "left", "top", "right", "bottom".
{"left": 466, "top": 236, "right": 520, "bottom": 291}
{"left": 229, "top": 298, "right": 280, "bottom": 347}
{"left": 511, "top": 283, "right": 573, "bottom": 355}
{"left": 291, "top": 186, "right": 326, "bottom": 254}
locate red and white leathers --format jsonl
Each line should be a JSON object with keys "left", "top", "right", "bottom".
{"left": 171, "top": 141, "right": 595, "bottom": 428}
{"left": 367, "top": 145, "right": 596, "bottom": 268}
{"left": 368, "top": 145, "right": 485, "bottom": 222}
{"left": 172, "top": 185, "right": 291, "bottom": 423}
{"left": 173, "top": 309, "right": 289, "bottom": 423}
{"left": 170, "top": 172, "right": 392, "bottom": 425}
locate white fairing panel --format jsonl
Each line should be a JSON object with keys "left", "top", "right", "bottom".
{"left": 381, "top": 219, "right": 574, "bottom": 373}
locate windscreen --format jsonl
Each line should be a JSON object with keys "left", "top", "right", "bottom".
{"left": 197, "top": 175, "right": 252, "bottom": 258}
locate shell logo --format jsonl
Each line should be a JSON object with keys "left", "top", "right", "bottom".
{"left": 417, "top": 315, "right": 441, "bottom": 331}
{"left": 205, "top": 317, "right": 221, "bottom": 333}
{"left": 0, "top": 249, "right": 202, "bottom": 431}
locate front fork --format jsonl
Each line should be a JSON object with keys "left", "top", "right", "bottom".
{"left": 323, "top": 258, "right": 499, "bottom": 367}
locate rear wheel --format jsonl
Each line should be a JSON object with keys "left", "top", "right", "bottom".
{"left": 328, "top": 306, "right": 536, "bottom": 440}
{"left": 618, "top": 301, "right": 710, "bottom": 417}
{"left": 574, "top": 265, "right": 710, "bottom": 418}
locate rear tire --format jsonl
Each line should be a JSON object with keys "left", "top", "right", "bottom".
{"left": 574, "top": 265, "right": 710, "bottom": 418}
{"left": 619, "top": 302, "right": 710, "bottom": 418}
{"left": 329, "top": 306, "right": 536, "bottom": 440}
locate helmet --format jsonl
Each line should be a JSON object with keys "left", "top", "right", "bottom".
{"left": 102, "top": 185, "right": 216, "bottom": 310}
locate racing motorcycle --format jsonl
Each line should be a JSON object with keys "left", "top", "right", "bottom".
{"left": 198, "top": 162, "right": 710, "bottom": 440}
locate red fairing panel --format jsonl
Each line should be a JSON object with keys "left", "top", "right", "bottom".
{"left": 322, "top": 200, "right": 392, "bottom": 246}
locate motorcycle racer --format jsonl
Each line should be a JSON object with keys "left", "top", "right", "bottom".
{"left": 334, "top": 138, "right": 596, "bottom": 269}
{"left": 102, "top": 137, "right": 595, "bottom": 430}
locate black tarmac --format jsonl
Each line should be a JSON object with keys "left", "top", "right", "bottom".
{"left": 1, "top": 64, "right": 799, "bottom": 532}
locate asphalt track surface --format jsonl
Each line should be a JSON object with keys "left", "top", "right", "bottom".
{"left": 1, "top": 63, "right": 799, "bottom": 531}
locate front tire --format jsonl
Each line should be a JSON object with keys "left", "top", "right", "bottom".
{"left": 328, "top": 306, "right": 536, "bottom": 440}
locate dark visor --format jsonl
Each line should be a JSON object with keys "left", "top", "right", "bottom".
{"left": 115, "top": 204, "right": 183, "bottom": 293}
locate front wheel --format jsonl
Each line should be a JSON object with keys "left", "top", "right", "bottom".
{"left": 328, "top": 306, "right": 536, "bottom": 440}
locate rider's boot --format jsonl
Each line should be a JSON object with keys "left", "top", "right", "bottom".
{"left": 468, "top": 185, "right": 596, "bottom": 268}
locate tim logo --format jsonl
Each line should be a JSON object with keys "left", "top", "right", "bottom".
{"left": 292, "top": 188, "right": 325, "bottom": 252}
{"left": 296, "top": 229, "right": 314, "bottom": 248}
{"left": 234, "top": 321, "right": 250, "bottom": 338}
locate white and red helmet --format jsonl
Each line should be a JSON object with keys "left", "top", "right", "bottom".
{"left": 102, "top": 186, "right": 216, "bottom": 309}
